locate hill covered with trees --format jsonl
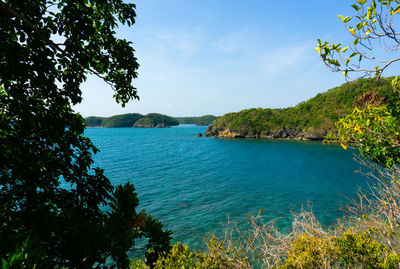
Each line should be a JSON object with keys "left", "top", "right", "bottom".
{"left": 205, "top": 77, "right": 395, "bottom": 140}
{"left": 176, "top": 115, "right": 217, "bottom": 125}
{"left": 85, "top": 113, "right": 179, "bottom": 128}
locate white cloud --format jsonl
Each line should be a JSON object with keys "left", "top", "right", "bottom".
{"left": 258, "top": 44, "right": 311, "bottom": 78}
{"left": 213, "top": 27, "right": 255, "bottom": 53}
{"left": 148, "top": 26, "right": 205, "bottom": 57}
{"left": 76, "top": 21, "right": 344, "bottom": 117}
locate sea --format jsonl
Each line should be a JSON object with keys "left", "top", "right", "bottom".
{"left": 85, "top": 124, "right": 366, "bottom": 249}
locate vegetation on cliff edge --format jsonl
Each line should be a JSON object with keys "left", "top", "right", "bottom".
{"left": 207, "top": 77, "right": 396, "bottom": 138}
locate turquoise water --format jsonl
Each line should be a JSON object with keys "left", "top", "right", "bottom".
{"left": 85, "top": 125, "right": 365, "bottom": 249}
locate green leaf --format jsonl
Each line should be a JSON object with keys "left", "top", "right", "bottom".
{"left": 328, "top": 59, "right": 341, "bottom": 67}
{"left": 344, "top": 16, "right": 352, "bottom": 23}
{"left": 371, "top": 0, "right": 376, "bottom": 9}
{"left": 1, "top": 258, "right": 9, "bottom": 268}
{"left": 366, "top": 7, "right": 372, "bottom": 20}
{"left": 352, "top": 4, "right": 360, "bottom": 11}
{"left": 349, "top": 52, "right": 358, "bottom": 58}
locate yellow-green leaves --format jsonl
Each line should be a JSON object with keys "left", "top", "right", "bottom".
{"left": 371, "top": 0, "right": 377, "bottom": 9}
{"left": 328, "top": 59, "right": 341, "bottom": 67}
{"left": 0, "top": 86, "right": 6, "bottom": 96}
{"left": 338, "top": 15, "right": 352, "bottom": 23}
{"left": 341, "top": 142, "right": 348, "bottom": 150}
{"left": 352, "top": 4, "right": 361, "bottom": 11}
{"left": 331, "top": 104, "right": 400, "bottom": 168}
{"left": 315, "top": 39, "right": 332, "bottom": 61}
{"left": 316, "top": 0, "right": 400, "bottom": 79}
{"left": 391, "top": 76, "right": 400, "bottom": 92}
{"left": 282, "top": 230, "right": 400, "bottom": 269}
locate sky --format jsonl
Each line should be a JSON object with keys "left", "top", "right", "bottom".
{"left": 73, "top": 0, "right": 400, "bottom": 117}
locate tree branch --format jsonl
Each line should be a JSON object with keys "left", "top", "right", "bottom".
{"left": 0, "top": 1, "right": 113, "bottom": 88}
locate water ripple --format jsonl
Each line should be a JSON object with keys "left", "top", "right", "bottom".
{"left": 85, "top": 125, "right": 365, "bottom": 249}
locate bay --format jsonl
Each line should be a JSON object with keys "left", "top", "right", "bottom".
{"left": 85, "top": 124, "right": 365, "bottom": 249}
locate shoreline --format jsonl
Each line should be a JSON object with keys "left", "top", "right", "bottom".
{"left": 207, "top": 136, "right": 324, "bottom": 141}
{"left": 205, "top": 126, "right": 326, "bottom": 141}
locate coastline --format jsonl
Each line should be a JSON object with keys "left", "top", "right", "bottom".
{"left": 205, "top": 126, "right": 326, "bottom": 141}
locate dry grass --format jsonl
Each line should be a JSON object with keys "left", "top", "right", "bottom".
{"left": 204, "top": 204, "right": 329, "bottom": 268}
{"left": 206, "top": 156, "right": 400, "bottom": 268}
{"left": 343, "top": 156, "right": 400, "bottom": 251}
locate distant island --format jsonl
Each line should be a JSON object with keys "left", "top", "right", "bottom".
{"left": 176, "top": 115, "right": 217, "bottom": 126}
{"left": 85, "top": 113, "right": 179, "bottom": 128}
{"left": 206, "top": 77, "right": 394, "bottom": 140}
{"left": 85, "top": 113, "right": 218, "bottom": 128}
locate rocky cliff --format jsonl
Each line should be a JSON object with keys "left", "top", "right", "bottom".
{"left": 205, "top": 126, "right": 325, "bottom": 140}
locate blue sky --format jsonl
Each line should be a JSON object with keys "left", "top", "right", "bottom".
{"left": 73, "top": 0, "right": 400, "bottom": 117}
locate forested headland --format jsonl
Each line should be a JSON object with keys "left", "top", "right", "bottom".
{"left": 206, "top": 77, "right": 395, "bottom": 140}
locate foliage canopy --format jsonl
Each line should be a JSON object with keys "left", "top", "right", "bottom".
{"left": 315, "top": 0, "right": 400, "bottom": 79}
{"left": 207, "top": 77, "right": 395, "bottom": 138}
{"left": 0, "top": 0, "right": 171, "bottom": 268}
{"left": 316, "top": 0, "right": 400, "bottom": 168}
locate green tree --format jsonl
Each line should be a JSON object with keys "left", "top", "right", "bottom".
{"left": 316, "top": 0, "right": 400, "bottom": 168}
{"left": 0, "top": 0, "right": 171, "bottom": 268}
